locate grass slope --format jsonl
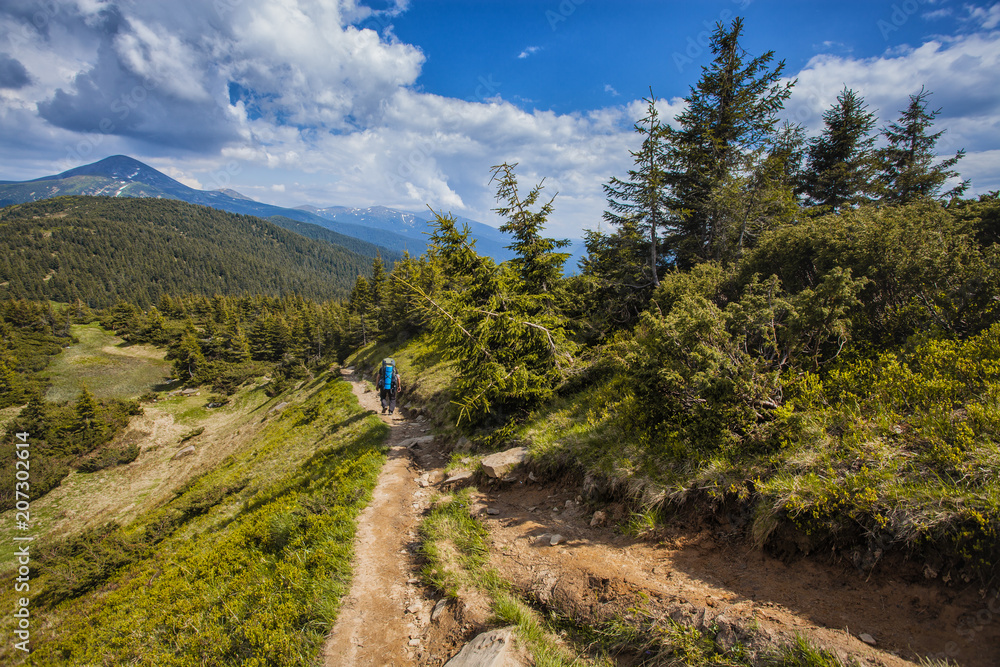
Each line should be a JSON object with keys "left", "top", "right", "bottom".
{"left": 0, "top": 369, "right": 388, "bottom": 666}
{"left": 40, "top": 322, "right": 173, "bottom": 402}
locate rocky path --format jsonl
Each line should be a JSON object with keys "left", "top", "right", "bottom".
{"left": 322, "top": 369, "right": 447, "bottom": 666}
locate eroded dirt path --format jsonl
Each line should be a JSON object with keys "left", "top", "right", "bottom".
{"left": 323, "top": 369, "right": 451, "bottom": 666}
{"left": 473, "top": 481, "right": 1000, "bottom": 667}
{"left": 323, "top": 369, "right": 998, "bottom": 666}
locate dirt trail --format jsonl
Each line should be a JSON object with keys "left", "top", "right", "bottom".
{"left": 475, "top": 482, "right": 1000, "bottom": 666}
{"left": 324, "top": 369, "right": 999, "bottom": 666}
{"left": 323, "top": 369, "right": 452, "bottom": 666}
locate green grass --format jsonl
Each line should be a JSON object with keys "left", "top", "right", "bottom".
{"left": 41, "top": 322, "right": 173, "bottom": 402}
{"left": 420, "top": 489, "right": 597, "bottom": 666}
{"left": 0, "top": 372, "right": 389, "bottom": 666}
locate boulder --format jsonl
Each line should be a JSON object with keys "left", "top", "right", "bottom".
{"left": 444, "top": 626, "right": 524, "bottom": 667}
{"left": 401, "top": 435, "right": 436, "bottom": 449}
{"left": 443, "top": 470, "right": 474, "bottom": 486}
{"left": 480, "top": 447, "right": 529, "bottom": 479}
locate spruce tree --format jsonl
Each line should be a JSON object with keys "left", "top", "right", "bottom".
{"left": 580, "top": 217, "right": 652, "bottom": 330}
{"left": 491, "top": 162, "right": 570, "bottom": 295}
{"left": 603, "top": 92, "right": 671, "bottom": 287}
{"left": 877, "top": 87, "right": 969, "bottom": 203}
{"left": 663, "top": 17, "right": 795, "bottom": 266}
{"left": 799, "top": 87, "right": 878, "bottom": 211}
{"left": 369, "top": 254, "right": 387, "bottom": 335}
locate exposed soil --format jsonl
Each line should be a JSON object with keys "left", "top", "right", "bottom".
{"left": 326, "top": 370, "right": 1000, "bottom": 666}
{"left": 475, "top": 481, "right": 1000, "bottom": 666}
{"left": 323, "top": 369, "right": 468, "bottom": 666}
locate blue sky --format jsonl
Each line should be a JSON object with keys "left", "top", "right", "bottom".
{"left": 1, "top": 0, "right": 998, "bottom": 239}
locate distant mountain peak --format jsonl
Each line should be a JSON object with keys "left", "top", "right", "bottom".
{"left": 36, "top": 154, "right": 192, "bottom": 193}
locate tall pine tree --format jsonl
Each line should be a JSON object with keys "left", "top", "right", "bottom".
{"left": 603, "top": 92, "right": 671, "bottom": 288}
{"left": 663, "top": 17, "right": 795, "bottom": 266}
{"left": 799, "top": 87, "right": 878, "bottom": 211}
{"left": 490, "top": 162, "right": 570, "bottom": 296}
{"left": 877, "top": 87, "right": 969, "bottom": 203}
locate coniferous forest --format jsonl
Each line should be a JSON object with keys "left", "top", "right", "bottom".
{"left": 1, "top": 17, "right": 999, "bottom": 666}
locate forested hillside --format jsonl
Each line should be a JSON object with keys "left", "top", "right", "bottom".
{"left": 0, "top": 196, "right": 376, "bottom": 307}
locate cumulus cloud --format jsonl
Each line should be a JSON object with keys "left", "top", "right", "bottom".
{"left": 967, "top": 2, "right": 1000, "bottom": 29}
{"left": 782, "top": 30, "right": 1000, "bottom": 192}
{"left": 5, "top": 0, "right": 424, "bottom": 152}
{"left": 0, "top": 52, "right": 30, "bottom": 89}
{"left": 2, "top": 0, "right": 997, "bottom": 240}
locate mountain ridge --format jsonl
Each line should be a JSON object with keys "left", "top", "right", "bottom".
{"left": 0, "top": 155, "right": 585, "bottom": 269}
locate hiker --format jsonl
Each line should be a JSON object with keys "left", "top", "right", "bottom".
{"left": 376, "top": 357, "right": 401, "bottom": 415}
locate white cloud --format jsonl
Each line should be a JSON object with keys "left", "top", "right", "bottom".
{"left": 967, "top": 2, "right": 1000, "bottom": 29}
{"left": 2, "top": 0, "right": 998, "bottom": 243}
{"left": 159, "top": 165, "right": 202, "bottom": 189}
{"left": 782, "top": 30, "right": 1000, "bottom": 193}
{"left": 604, "top": 84, "right": 620, "bottom": 97}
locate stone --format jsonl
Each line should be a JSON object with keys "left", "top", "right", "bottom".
{"left": 590, "top": 511, "right": 607, "bottom": 527}
{"left": 443, "top": 626, "right": 522, "bottom": 667}
{"left": 401, "top": 435, "right": 436, "bottom": 449}
{"left": 408, "top": 638, "right": 421, "bottom": 647}
{"left": 486, "top": 508, "right": 500, "bottom": 515}
{"left": 533, "top": 533, "right": 553, "bottom": 546}
{"left": 172, "top": 445, "right": 195, "bottom": 460}
{"left": 859, "top": 633, "right": 877, "bottom": 646}
{"left": 549, "top": 534, "right": 564, "bottom": 546}
{"left": 479, "top": 447, "right": 529, "bottom": 479}
{"left": 431, "top": 598, "right": 448, "bottom": 622}
{"left": 427, "top": 470, "right": 446, "bottom": 485}
{"left": 443, "top": 470, "right": 474, "bottom": 486}
{"left": 693, "top": 606, "right": 715, "bottom": 631}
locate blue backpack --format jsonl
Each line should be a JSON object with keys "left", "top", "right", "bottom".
{"left": 381, "top": 358, "right": 395, "bottom": 390}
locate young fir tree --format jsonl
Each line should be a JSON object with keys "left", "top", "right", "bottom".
{"left": 663, "top": 17, "right": 795, "bottom": 267}
{"left": 348, "top": 275, "right": 373, "bottom": 346}
{"left": 413, "top": 212, "right": 575, "bottom": 425}
{"left": 799, "top": 87, "right": 878, "bottom": 211}
{"left": 581, "top": 216, "right": 652, "bottom": 330}
{"left": 877, "top": 87, "right": 969, "bottom": 203}
{"left": 490, "top": 162, "right": 570, "bottom": 295}
{"left": 603, "top": 92, "right": 671, "bottom": 288}
{"left": 369, "top": 253, "right": 388, "bottom": 335}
